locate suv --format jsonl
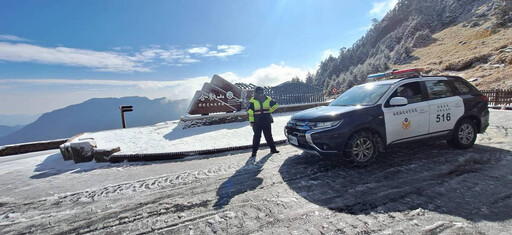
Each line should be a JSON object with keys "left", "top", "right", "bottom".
{"left": 284, "top": 68, "right": 489, "bottom": 165}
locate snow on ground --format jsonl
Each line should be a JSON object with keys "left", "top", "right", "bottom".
{"left": 0, "top": 110, "right": 511, "bottom": 234}
{"left": 80, "top": 112, "right": 293, "bottom": 154}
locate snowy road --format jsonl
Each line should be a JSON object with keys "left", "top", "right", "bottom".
{"left": 0, "top": 110, "right": 511, "bottom": 234}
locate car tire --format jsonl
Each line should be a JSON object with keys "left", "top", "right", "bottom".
{"left": 447, "top": 119, "right": 477, "bottom": 149}
{"left": 344, "top": 131, "right": 378, "bottom": 165}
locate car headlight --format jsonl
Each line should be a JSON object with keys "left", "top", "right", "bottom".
{"left": 310, "top": 120, "right": 342, "bottom": 130}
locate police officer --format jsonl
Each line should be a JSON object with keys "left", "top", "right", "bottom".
{"left": 248, "top": 87, "right": 279, "bottom": 157}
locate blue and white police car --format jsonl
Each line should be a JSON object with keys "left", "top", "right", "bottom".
{"left": 285, "top": 68, "right": 490, "bottom": 165}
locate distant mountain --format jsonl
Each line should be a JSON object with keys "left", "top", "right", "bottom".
{"left": 0, "top": 97, "right": 189, "bottom": 146}
{"left": 0, "top": 114, "right": 40, "bottom": 126}
{"left": 0, "top": 125, "right": 23, "bottom": 138}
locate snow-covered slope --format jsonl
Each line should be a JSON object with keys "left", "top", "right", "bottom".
{"left": 80, "top": 112, "right": 294, "bottom": 154}
{"left": 0, "top": 97, "right": 189, "bottom": 146}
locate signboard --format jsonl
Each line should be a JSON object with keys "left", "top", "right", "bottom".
{"left": 187, "top": 75, "right": 250, "bottom": 115}
{"left": 331, "top": 86, "right": 338, "bottom": 95}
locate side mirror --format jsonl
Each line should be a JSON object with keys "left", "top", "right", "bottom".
{"left": 389, "top": 97, "right": 408, "bottom": 107}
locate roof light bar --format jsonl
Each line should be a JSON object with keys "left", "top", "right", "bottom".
{"left": 367, "top": 68, "right": 424, "bottom": 81}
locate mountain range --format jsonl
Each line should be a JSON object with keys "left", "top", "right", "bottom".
{"left": 0, "top": 125, "right": 23, "bottom": 138}
{"left": 0, "top": 97, "right": 189, "bottom": 146}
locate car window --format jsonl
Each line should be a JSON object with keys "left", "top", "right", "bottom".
{"left": 425, "top": 80, "right": 454, "bottom": 100}
{"left": 330, "top": 83, "right": 391, "bottom": 106}
{"left": 387, "top": 81, "right": 423, "bottom": 105}
{"left": 451, "top": 80, "right": 472, "bottom": 95}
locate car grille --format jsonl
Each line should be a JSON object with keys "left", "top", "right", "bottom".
{"left": 287, "top": 119, "right": 312, "bottom": 131}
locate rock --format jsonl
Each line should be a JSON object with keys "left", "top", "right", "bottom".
{"left": 69, "top": 139, "right": 97, "bottom": 163}
{"left": 470, "top": 21, "right": 481, "bottom": 28}
{"left": 59, "top": 143, "right": 73, "bottom": 161}
{"left": 93, "top": 146, "right": 121, "bottom": 162}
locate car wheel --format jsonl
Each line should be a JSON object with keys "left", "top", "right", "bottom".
{"left": 447, "top": 119, "right": 477, "bottom": 149}
{"left": 344, "top": 131, "right": 378, "bottom": 165}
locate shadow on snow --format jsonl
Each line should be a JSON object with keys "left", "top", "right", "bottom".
{"left": 213, "top": 153, "right": 272, "bottom": 210}
{"left": 29, "top": 152, "right": 188, "bottom": 179}
{"left": 279, "top": 142, "right": 512, "bottom": 222}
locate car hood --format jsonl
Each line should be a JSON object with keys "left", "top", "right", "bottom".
{"left": 291, "top": 105, "right": 361, "bottom": 122}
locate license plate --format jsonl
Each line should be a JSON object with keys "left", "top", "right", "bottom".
{"left": 288, "top": 135, "right": 298, "bottom": 146}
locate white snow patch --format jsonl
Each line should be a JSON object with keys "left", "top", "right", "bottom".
{"left": 80, "top": 112, "right": 294, "bottom": 154}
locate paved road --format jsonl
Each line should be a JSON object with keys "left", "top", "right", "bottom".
{"left": 0, "top": 149, "right": 59, "bottom": 164}
{"left": 0, "top": 110, "right": 510, "bottom": 234}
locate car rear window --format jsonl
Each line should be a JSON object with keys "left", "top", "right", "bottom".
{"left": 452, "top": 81, "right": 472, "bottom": 94}
{"left": 450, "top": 80, "right": 481, "bottom": 95}
{"left": 425, "top": 80, "right": 455, "bottom": 100}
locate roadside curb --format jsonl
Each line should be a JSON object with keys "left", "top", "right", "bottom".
{"left": 108, "top": 140, "right": 287, "bottom": 162}
{"left": 0, "top": 139, "right": 69, "bottom": 157}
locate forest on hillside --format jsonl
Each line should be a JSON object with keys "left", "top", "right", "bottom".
{"left": 305, "top": 0, "right": 512, "bottom": 95}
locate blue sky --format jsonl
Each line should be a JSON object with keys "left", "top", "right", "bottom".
{"left": 0, "top": 0, "right": 397, "bottom": 121}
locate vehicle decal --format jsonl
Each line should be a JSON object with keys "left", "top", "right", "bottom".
{"left": 393, "top": 108, "right": 418, "bottom": 116}
{"left": 402, "top": 118, "right": 411, "bottom": 130}
{"left": 383, "top": 101, "right": 429, "bottom": 144}
{"left": 428, "top": 96, "right": 464, "bottom": 134}
{"left": 436, "top": 104, "right": 451, "bottom": 112}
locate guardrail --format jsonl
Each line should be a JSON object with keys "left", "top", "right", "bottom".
{"left": 0, "top": 139, "right": 69, "bottom": 157}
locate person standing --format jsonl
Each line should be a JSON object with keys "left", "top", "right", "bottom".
{"left": 248, "top": 87, "right": 279, "bottom": 157}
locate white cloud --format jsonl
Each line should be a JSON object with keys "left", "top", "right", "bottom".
{"left": 0, "top": 77, "right": 209, "bottom": 92}
{"left": 204, "top": 45, "right": 245, "bottom": 58}
{"left": 219, "top": 64, "right": 311, "bottom": 86}
{"left": 369, "top": 0, "right": 398, "bottom": 18}
{"left": 187, "top": 47, "right": 209, "bottom": 54}
{"left": 0, "top": 63, "right": 311, "bottom": 115}
{"left": 357, "top": 23, "right": 373, "bottom": 32}
{"left": 0, "top": 41, "right": 244, "bottom": 72}
{"left": 322, "top": 49, "right": 337, "bottom": 60}
{"left": 0, "top": 34, "right": 31, "bottom": 42}
{"left": 0, "top": 76, "right": 210, "bottom": 114}
{"left": 0, "top": 42, "right": 149, "bottom": 72}
{"left": 112, "top": 46, "right": 132, "bottom": 51}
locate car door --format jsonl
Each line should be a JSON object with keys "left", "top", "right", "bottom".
{"left": 382, "top": 81, "right": 430, "bottom": 144}
{"left": 424, "top": 78, "right": 465, "bottom": 134}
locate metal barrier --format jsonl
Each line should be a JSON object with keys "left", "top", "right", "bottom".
{"left": 481, "top": 89, "right": 512, "bottom": 107}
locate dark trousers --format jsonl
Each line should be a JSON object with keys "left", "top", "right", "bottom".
{"left": 252, "top": 122, "right": 276, "bottom": 153}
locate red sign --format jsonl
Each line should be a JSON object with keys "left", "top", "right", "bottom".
{"left": 331, "top": 86, "right": 338, "bottom": 94}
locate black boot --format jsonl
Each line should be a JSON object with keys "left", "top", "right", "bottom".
{"left": 270, "top": 149, "right": 279, "bottom": 154}
{"left": 251, "top": 152, "right": 257, "bottom": 157}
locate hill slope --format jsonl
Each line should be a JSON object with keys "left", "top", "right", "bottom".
{"left": 0, "top": 97, "right": 189, "bottom": 146}
{"left": 0, "top": 125, "right": 23, "bottom": 138}
{"left": 308, "top": 0, "right": 511, "bottom": 93}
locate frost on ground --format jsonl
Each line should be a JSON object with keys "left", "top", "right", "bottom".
{"left": 0, "top": 110, "right": 511, "bottom": 234}
{"left": 80, "top": 112, "right": 293, "bottom": 154}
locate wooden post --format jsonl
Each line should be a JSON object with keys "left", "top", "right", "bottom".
{"left": 121, "top": 112, "right": 126, "bottom": 129}
{"left": 119, "top": 105, "right": 133, "bottom": 128}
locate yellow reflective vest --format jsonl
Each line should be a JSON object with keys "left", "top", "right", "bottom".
{"left": 247, "top": 96, "right": 278, "bottom": 123}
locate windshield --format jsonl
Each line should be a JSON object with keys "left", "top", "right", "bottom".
{"left": 330, "top": 83, "right": 391, "bottom": 106}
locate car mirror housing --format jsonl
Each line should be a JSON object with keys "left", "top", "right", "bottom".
{"left": 389, "top": 97, "right": 408, "bottom": 107}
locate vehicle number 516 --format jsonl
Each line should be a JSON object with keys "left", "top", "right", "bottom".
{"left": 436, "top": 113, "right": 451, "bottom": 123}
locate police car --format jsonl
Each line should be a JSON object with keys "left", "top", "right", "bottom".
{"left": 284, "top": 68, "right": 490, "bottom": 165}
